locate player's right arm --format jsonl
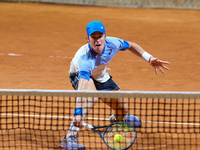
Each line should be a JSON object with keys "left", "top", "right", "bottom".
{"left": 73, "top": 57, "right": 94, "bottom": 128}
{"left": 73, "top": 78, "right": 89, "bottom": 128}
{"left": 76, "top": 78, "right": 89, "bottom": 107}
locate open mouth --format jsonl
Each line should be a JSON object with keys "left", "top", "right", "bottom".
{"left": 95, "top": 44, "right": 101, "bottom": 47}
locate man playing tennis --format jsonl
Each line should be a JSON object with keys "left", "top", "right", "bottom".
{"left": 60, "top": 21, "right": 170, "bottom": 150}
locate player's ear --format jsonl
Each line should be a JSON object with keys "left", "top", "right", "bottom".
{"left": 86, "top": 36, "right": 89, "bottom": 42}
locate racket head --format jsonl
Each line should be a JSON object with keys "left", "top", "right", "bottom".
{"left": 102, "top": 122, "right": 137, "bottom": 150}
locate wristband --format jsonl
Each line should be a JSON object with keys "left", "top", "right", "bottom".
{"left": 74, "top": 108, "right": 83, "bottom": 116}
{"left": 142, "top": 52, "right": 152, "bottom": 62}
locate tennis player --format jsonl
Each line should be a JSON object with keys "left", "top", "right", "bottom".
{"left": 60, "top": 21, "right": 170, "bottom": 150}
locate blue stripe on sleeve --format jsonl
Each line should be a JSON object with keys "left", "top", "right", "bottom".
{"left": 79, "top": 71, "right": 91, "bottom": 81}
{"left": 121, "top": 40, "right": 130, "bottom": 50}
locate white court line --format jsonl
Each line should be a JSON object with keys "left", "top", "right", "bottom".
{"left": 8, "top": 53, "right": 21, "bottom": 56}
{"left": 1, "top": 53, "right": 72, "bottom": 58}
{"left": 1, "top": 113, "right": 200, "bottom": 126}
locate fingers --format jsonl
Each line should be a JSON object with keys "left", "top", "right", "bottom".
{"left": 151, "top": 58, "right": 170, "bottom": 75}
{"left": 73, "top": 115, "right": 84, "bottom": 128}
{"left": 154, "top": 66, "right": 158, "bottom": 75}
{"left": 159, "top": 67, "right": 166, "bottom": 74}
{"left": 162, "top": 64, "right": 170, "bottom": 70}
{"left": 154, "top": 65, "right": 166, "bottom": 75}
{"left": 150, "top": 58, "right": 170, "bottom": 65}
{"left": 158, "top": 60, "right": 170, "bottom": 65}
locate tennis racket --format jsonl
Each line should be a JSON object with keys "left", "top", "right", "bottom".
{"left": 83, "top": 122, "right": 137, "bottom": 150}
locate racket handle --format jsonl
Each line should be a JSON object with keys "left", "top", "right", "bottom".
{"left": 83, "top": 123, "right": 93, "bottom": 129}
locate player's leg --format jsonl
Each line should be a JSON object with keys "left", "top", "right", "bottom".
{"left": 104, "top": 96, "right": 142, "bottom": 127}
{"left": 91, "top": 76, "right": 128, "bottom": 120}
{"left": 107, "top": 96, "right": 142, "bottom": 127}
{"left": 100, "top": 96, "right": 128, "bottom": 121}
{"left": 92, "top": 76, "right": 142, "bottom": 127}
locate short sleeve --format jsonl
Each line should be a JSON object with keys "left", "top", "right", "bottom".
{"left": 78, "top": 56, "right": 95, "bottom": 81}
{"left": 79, "top": 71, "right": 91, "bottom": 81}
{"left": 106, "top": 37, "right": 130, "bottom": 51}
{"left": 121, "top": 40, "right": 130, "bottom": 50}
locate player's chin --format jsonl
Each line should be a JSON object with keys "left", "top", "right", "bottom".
{"left": 94, "top": 46, "right": 104, "bottom": 54}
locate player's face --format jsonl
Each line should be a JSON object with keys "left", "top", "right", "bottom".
{"left": 88, "top": 31, "right": 106, "bottom": 54}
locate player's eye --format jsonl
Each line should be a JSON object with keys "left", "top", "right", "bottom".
{"left": 91, "top": 34, "right": 103, "bottom": 40}
{"left": 91, "top": 36, "right": 98, "bottom": 40}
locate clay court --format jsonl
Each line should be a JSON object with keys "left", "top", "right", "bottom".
{"left": 0, "top": 2, "right": 200, "bottom": 150}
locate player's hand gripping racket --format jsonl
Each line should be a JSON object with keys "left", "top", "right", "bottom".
{"left": 83, "top": 122, "right": 137, "bottom": 150}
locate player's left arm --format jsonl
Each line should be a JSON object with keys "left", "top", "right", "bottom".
{"left": 127, "top": 41, "right": 170, "bottom": 75}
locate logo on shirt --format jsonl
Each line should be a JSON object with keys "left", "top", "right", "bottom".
{"left": 108, "top": 49, "right": 112, "bottom": 55}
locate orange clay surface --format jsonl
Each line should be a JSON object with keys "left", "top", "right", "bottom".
{"left": 0, "top": 2, "right": 200, "bottom": 91}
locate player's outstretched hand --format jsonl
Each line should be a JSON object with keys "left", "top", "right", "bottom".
{"left": 73, "top": 115, "right": 84, "bottom": 129}
{"left": 150, "top": 57, "right": 170, "bottom": 75}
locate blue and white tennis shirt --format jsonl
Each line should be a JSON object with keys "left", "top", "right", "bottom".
{"left": 69, "top": 37, "right": 130, "bottom": 83}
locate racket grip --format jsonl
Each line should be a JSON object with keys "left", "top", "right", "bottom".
{"left": 83, "top": 123, "right": 93, "bottom": 129}
{"left": 73, "top": 121, "right": 83, "bottom": 128}
{"left": 73, "top": 115, "right": 84, "bottom": 128}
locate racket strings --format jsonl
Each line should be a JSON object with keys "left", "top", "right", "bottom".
{"left": 103, "top": 123, "right": 136, "bottom": 149}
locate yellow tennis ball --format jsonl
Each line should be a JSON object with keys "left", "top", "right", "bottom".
{"left": 114, "top": 134, "right": 122, "bottom": 142}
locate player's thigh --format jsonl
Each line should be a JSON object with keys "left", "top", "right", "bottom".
{"left": 101, "top": 90, "right": 128, "bottom": 112}
{"left": 104, "top": 98, "right": 128, "bottom": 111}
